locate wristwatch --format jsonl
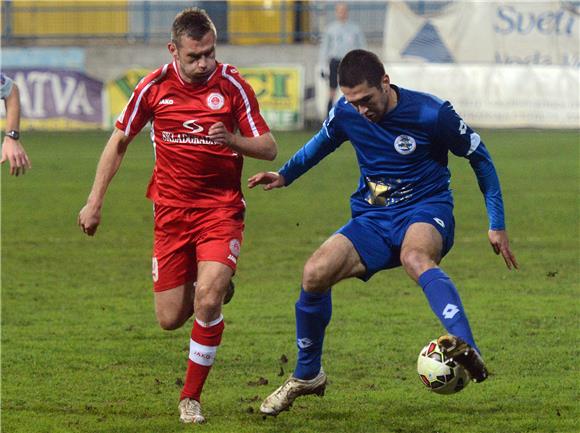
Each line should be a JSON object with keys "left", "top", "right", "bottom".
{"left": 5, "top": 130, "right": 20, "bottom": 140}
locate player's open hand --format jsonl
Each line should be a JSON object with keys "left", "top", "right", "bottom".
{"left": 1, "top": 137, "right": 31, "bottom": 176}
{"left": 208, "top": 122, "right": 234, "bottom": 146}
{"left": 248, "top": 171, "right": 286, "bottom": 190}
{"left": 78, "top": 204, "right": 101, "bottom": 236}
{"left": 488, "top": 229, "right": 518, "bottom": 270}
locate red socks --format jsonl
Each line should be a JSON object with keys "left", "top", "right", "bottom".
{"left": 180, "top": 315, "right": 224, "bottom": 402}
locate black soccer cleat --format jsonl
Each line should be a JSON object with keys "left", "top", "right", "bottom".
{"left": 223, "top": 280, "right": 235, "bottom": 305}
{"left": 437, "top": 334, "right": 489, "bottom": 383}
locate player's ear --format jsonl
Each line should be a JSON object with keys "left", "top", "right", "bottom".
{"left": 381, "top": 74, "right": 390, "bottom": 92}
{"left": 168, "top": 41, "right": 178, "bottom": 59}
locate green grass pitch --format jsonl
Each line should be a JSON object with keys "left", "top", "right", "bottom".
{"left": 2, "top": 129, "right": 578, "bottom": 433}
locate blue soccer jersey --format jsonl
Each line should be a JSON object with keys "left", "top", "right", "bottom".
{"left": 279, "top": 86, "right": 505, "bottom": 230}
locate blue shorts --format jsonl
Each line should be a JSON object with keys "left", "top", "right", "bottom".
{"left": 337, "top": 199, "right": 455, "bottom": 281}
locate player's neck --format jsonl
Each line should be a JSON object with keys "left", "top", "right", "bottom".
{"left": 385, "top": 86, "right": 398, "bottom": 115}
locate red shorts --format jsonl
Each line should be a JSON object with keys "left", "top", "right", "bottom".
{"left": 152, "top": 205, "right": 245, "bottom": 292}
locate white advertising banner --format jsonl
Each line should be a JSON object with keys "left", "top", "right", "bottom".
{"left": 387, "top": 64, "right": 579, "bottom": 128}
{"left": 384, "top": 1, "right": 579, "bottom": 66}
{"left": 382, "top": 1, "right": 579, "bottom": 128}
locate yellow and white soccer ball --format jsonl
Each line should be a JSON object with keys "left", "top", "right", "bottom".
{"left": 417, "top": 339, "right": 470, "bottom": 395}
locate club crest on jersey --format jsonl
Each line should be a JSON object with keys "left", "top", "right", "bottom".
{"left": 394, "top": 135, "right": 417, "bottom": 155}
{"left": 207, "top": 92, "right": 225, "bottom": 110}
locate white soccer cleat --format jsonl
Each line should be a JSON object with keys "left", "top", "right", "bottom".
{"left": 260, "top": 369, "right": 327, "bottom": 416}
{"left": 178, "top": 398, "right": 206, "bottom": 424}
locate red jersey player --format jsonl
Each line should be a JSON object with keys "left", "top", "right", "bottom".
{"left": 77, "top": 8, "right": 277, "bottom": 424}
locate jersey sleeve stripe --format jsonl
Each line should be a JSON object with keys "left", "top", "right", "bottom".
{"left": 172, "top": 61, "right": 184, "bottom": 86}
{"left": 466, "top": 132, "right": 481, "bottom": 156}
{"left": 124, "top": 63, "right": 169, "bottom": 136}
{"left": 322, "top": 107, "right": 336, "bottom": 139}
{"left": 117, "top": 92, "right": 134, "bottom": 124}
{"left": 221, "top": 64, "right": 259, "bottom": 137}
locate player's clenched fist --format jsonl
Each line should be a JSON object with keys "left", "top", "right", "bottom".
{"left": 248, "top": 171, "right": 286, "bottom": 190}
{"left": 78, "top": 204, "right": 101, "bottom": 236}
{"left": 208, "top": 122, "right": 234, "bottom": 146}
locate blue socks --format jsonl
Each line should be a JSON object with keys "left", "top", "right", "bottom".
{"left": 292, "top": 269, "right": 478, "bottom": 380}
{"left": 419, "top": 268, "right": 480, "bottom": 354}
{"left": 293, "top": 287, "right": 332, "bottom": 380}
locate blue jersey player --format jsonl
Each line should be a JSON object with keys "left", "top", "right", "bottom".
{"left": 249, "top": 50, "right": 518, "bottom": 416}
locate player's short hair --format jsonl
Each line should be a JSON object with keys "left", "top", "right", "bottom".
{"left": 171, "top": 7, "right": 217, "bottom": 45}
{"left": 338, "top": 49, "right": 385, "bottom": 89}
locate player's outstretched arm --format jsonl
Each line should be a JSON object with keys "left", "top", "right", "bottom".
{"left": 247, "top": 171, "right": 286, "bottom": 191}
{"left": 249, "top": 129, "right": 341, "bottom": 191}
{"left": 208, "top": 122, "right": 277, "bottom": 161}
{"left": 488, "top": 229, "right": 518, "bottom": 270}
{"left": 78, "top": 128, "right": 133, "bottom": 236}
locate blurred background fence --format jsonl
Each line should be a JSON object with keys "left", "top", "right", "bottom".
{"left": 1, "top": 0, "right": 387, "bottom": 45}
{"left": 1, "top": 0, "right": 578, "bottom": 130}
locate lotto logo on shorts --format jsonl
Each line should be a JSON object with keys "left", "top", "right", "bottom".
{"left": 433, "top": 218, "right": 445, "bottom": 228}
{"left": 152, "top": 257, "right": 159, "bottom": 282}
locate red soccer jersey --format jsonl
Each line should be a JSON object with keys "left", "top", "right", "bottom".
{"left": 116, "top": 61, "right": 270, "bottom": 208}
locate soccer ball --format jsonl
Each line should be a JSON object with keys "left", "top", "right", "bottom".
{"left": 417, "top": 339, "right": 470, "bottom": 394}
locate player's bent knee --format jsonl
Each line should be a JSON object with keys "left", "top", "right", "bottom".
{"left": 157, "top": 312, "right": 189, "bottom": 331}
{"left": 400, "top": 249, "right": 416, "bottom": 268}
{"left": 193, "top": 289, "right": 224, "bottom": 318}
{"left": 400, "top": 249, "right": 436, "bottom": 280}
{"left": 302, "top": 260, "right": 332, "bottom": 293}
{"left": 194, "top": 297, "right": 222, "bottom": 314}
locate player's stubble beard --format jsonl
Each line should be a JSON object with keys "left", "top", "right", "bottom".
{"left": 364, "top": 83, "right": 395, "bottom": 123}
{"left": 367, "top": 89, "right": 391, "bottom": 122}
{"left": 375, "top": 86, "right": 397, "bottom": 121}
